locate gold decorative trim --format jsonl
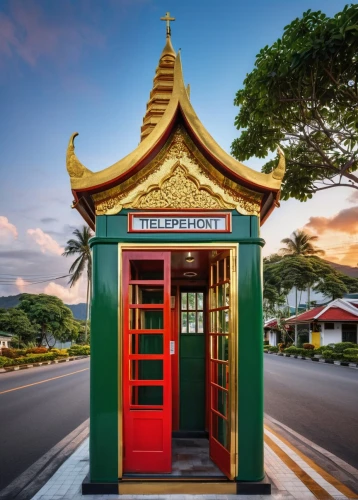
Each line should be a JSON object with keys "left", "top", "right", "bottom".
{"left": 129, "top": 163, "right": 234, "bottom": 210}
{"left": 66, "top": 133, "right": 92, "bottom": 179}
{"left": 272, "top": 146, "right": 285, "bottom": 180}
{"left": 94, "top": 126, "right": 261, "bottom": 216}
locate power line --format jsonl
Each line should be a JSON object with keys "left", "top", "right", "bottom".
{"left": 0, "top": 275, "right": 71, "bottom": 286}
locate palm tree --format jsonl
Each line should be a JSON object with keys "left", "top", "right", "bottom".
{"left": 280, "top": 230, "right": 325, "bottom": 343}
{"left": 62, "top": 226, "right": 93, "bottom": 343}
{"left": 280, "top": 230, "right": 324, "bottom": 256}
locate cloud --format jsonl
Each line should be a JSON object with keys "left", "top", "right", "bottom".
{"left": 44, "top": 278, "right": 86, "bottom": 305}
{"left": 0, "top": 1, "right": 105, "bottom": 70}
{"left": 27, "top": 228, "right": 64, "bottom": 255}
{"left": 16, "top": 277, "right": 30, "bottom": 293}
{"left": 347, "top": 191, "right": 358, "bottom": 204}
{"left": 305, "top": 206, "right": 358, "bottom": 235}
{"left": 0, "top": 216, "right": 18, "bottom": 241}
{"left": 328, "top": 243, "right": 358, "bottom": 268}
{"left": 41, "top": 217, "right": 58, "bottom": 224}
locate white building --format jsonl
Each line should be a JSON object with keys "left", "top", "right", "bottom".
{"left": 286, "top": 299, "right": 358, "bottom": 347}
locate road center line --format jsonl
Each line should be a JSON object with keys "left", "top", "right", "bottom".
{"left": 0, "top": 368, "right": 89, "bottom": 395}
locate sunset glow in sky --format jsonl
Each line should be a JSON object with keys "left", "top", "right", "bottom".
{"left": 0, "top": 0, "right": 357, "bottom": 303}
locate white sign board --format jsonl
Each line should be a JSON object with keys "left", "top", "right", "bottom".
{"left": 128, "top": 212, "right": 231, "bottom": 233}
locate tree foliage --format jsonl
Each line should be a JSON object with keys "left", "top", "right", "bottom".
{"left": 231, "top": 5, "right": 358, "bottom": 200}
{"left": 63, "top": 226, "right": 93, "bottom": 342}
{"left": 18, "top": 294, "right": 78, "bottom": 346}
{"left": 263, "top": 253, "right": 358, "bottom": 312}
{"left": 0, "top": 308, "right": 36, "bottom": 343}
{"left": 280, "top": 230, "right": 324, "bottom": 256}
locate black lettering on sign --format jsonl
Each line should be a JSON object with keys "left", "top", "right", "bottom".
{"left": 197, "top": 219, "right": 205, "bottom": 229}
{"left": 150, "top": 219, "right": 157, "bottom": 229}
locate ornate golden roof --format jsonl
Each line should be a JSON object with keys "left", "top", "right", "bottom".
{"left": 66, "top": 19, "right": 285, "bottom": 229}
{"left": 140, "top": 36, "right": 176, "bottom": 142}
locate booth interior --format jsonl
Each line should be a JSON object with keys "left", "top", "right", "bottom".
{"left": 122, "top": 247, "right": 235, "bottom": 478}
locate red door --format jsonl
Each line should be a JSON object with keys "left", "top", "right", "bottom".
{"left": 208, "top": 250, "right": 233, "bottom": 479}
{"left": 122, "top": 251, "right": 172, "bottom": 473}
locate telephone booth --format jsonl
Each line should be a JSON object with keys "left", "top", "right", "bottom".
{"left": 66, "top": 19, "right": 285, "bottom": 495}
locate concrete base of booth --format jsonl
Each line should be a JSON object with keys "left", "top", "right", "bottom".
{"left": 82, "top": 474, "right": 271, "bottom": 495}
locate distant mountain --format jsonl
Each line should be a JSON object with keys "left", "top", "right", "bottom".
{"left": 326, "top": 261, "right": 358, "bottom": 278}
{"left": 67, "top": 303, "right": 87, "bottom": 320}
{"left": 0, "top": 294, "right": 87, "bottom": 320}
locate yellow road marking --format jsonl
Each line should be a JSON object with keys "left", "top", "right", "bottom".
{"left": 264, "top": 433, "right": 334, "bottom": 499}
{"left": 0, "top": 368, "right": 89, "bottom": 395}
{"left": 265, "top": 424, "right": 358, "bottom": 499}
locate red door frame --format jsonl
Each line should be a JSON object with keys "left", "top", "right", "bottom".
{"left": 122, "top": 251, "right": 172, "bottom": 473}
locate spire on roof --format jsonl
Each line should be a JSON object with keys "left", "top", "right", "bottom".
{"left": 140, "top": 13, "right": 176, "bottom": 142}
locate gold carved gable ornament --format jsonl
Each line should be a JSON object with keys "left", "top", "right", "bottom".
{"left": 94, "top": 127, "right": 262, "bottom": 216}
{"left": 128, "top": 164, "right": 234, "bottom": 210}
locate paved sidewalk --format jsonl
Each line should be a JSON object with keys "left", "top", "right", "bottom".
{"left": 28, "top": 418, "right": 358, "bottom": 500}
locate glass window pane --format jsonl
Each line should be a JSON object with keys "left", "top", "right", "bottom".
{"left": 211, "top": 412, "right": 229, "bottom": 450}
{"left": 209, "top": 288, "right": 217, "bottom": 310}
{"left": 131, "top": 386, "right": 163, "bottom": 405}
{"left": 218, "top": 284, "right": 224, "bottom": 307}
{"left": 131, "top": 334, "right": 163, "bottom": 354}
{"left": 181, "top": 312, "right": 188, "bottom": 333}
{"left": 188, "top": 312, "right": 196, "bottom": 333}
{"left": 224, "top": 310, "right": 229, "bottom": 333}
{"left": 219, "top": 259, "right": 224, "bottom": 282}
{"left": 211, "top": 263, "right": 217, "bottom": 285}
{"left": 131, "top": 360, "right": 163, "bottom": 381}
{"left": 210, "top": 311, "right": 217, "bottom": 333}
{"left": 224, "top": 283, "right": 230, "bottom": 306}
{"left": 197, "top": 293, "right": 203, "bottom": 310}
{"left": 181, "top": 292, "right": 187, "bottom": 310}
{"left": 225, "top": 257, "right": 230, "bottom": 280}
{"left": 188, "top": 292, "right": 196, "bottom": 310}
{"left": 130, "top": 260, "right": 164, "bottom": 280}
{"left": 197, "top": 312, "right": 204, "bottom": 333}
{"left": 130, "top": 309, "right": 163, "bottom": 330}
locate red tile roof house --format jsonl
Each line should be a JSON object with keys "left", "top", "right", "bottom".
{"left": 285, "top": 299, "right": 358, "bottom": 347}
{"left": 264, "top": 319, "right": 294, "bottom": 346}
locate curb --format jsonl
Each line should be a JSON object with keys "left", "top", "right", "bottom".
{"left": 0, "top": 355, "right": 90, "bottom": 374}
{"left": 0, "top": 419, "right": 89, "bottom": 500}
{"left": 264, "top": 351, "right": 358, "bottom": 368}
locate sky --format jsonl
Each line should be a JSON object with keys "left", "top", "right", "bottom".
{"left": 0, "top": 0, "right": 357, "bottom": 304}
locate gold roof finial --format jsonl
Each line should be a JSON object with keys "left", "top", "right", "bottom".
{"left": 160, "top": 11, "right": 175, "bottom": 37}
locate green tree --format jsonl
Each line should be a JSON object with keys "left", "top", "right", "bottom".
{"left": 62, "top": 226, "right": 93, "bottom": 342}
{"left": 280, "top": 230, "right": 324, "bottom": 256}
{"left": 18, "top": 294, "right": 78, "bottom": 347}
{"left": 231, "top": 5, "right": 358, "bottom": 200}
{"left": 0, "top": 308, "right": 36, "bottom": 345}
{"left": 280, "top": 230, "right": 325, "bottom": 308}
{"left": 313, "top": 275, "right": 349, "bottom": 300}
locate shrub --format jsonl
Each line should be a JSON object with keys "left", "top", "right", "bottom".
{"left": 68, "top": 345, "right": 90, "bottom": 356}
{"left": 314, "top": 345, "right": 333, "bottom": 354}
{"left": 26, "top": 347, "right": 48, "bottom": 354}
{"left": 0, "top": 356, "right": 12, "bottom": 368}
{"left": 303, "top": 343, "right": 315, "bottom": 350}
{"left": 1, "top": 348, "right": 22, "bottom": 359}
{"left": 284, "top": 346, "right": 299, "bottom": 354}
{"left": 50, "top": 348, "right": 69, "bottom": 357}
{"left": 267, "top": 346, "right": 279, "bottom": 353}
{"left": 333, "top": 342, "right": 357, "bottom": 353}
{"left": 342, "top": 348, "right": 358, "bottom": 356}
{"left": 343, "top": 351, "right": 358, "bottom": 363}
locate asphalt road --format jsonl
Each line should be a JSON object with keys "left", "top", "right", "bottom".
{"left": 0, "top": 359, "right": 89, "bottom": 492}
{"left": 264, "top": 354, "right": 358, "bottom": 469}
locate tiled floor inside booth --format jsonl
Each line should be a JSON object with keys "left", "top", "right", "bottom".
{"left": 171, "top": 438, "right": 226, "bottom": 476}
